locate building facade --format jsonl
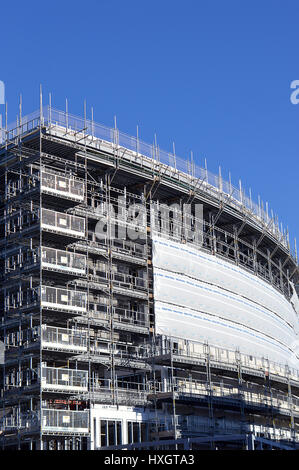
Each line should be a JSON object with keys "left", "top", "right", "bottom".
{"left": 0, "top": 106, "right": 298, "bottom": 450}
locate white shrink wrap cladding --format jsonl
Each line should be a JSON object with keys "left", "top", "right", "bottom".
{"left": 152, "top": 236, "right": 299, "bottom": 367}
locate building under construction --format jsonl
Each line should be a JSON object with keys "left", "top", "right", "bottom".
{"left": 0, "top": 104, "right": 299, "bottom": 450}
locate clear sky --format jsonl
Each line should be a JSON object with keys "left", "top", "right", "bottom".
{"left": 1, "top": 0, "right": 299, "bottom": 249}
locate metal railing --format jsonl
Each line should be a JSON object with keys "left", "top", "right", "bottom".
{"left": 3, "top": 105, "right": 292, "bottom": 253}
{"left": 83, "top": 233, "right": 148, "bottom": 259}
{"left": 166, "top": 376, "right": 299, "bottom": 414}
{"left": 88, "top": 268, "right": 147, "bottom": 290}
{"left": 41, "top": 285, "right": 87, "bottom": 311}
{"left": 89, "top": 378, "right": 150, "bottom": 404}
{"left": 149, "top": 414, "right": 297, "bottom": 441}
{"left": 85, "top": 304, "right": 150, "bottom": 328}
{"left": 41, "top": 208, "right": 85, "bottom": 237}
{"left": 41, "top": 246, "right": 86, "bottom": 274}
{"left": 41, "top": 366, "right": 88, "bottom": 391}
{"left": 154, "top": 336, "right": 299, "bottom": 383}
{"left": 88, "top": 339, "right": 150, "bottom": 361}
{"left": 1, "top": 409, "right": 89, "bottom": 434}
{"left": 1, "top": 412, "right": 39, "bottom": 431}
{"left": 41, "top": 325, "right": 88, "bottom": 351}
{"left": 41, "top": 170, "right": 84, "bottom": 200}
{"left": 41, "top": 408, "right": 89, "bottom": 433}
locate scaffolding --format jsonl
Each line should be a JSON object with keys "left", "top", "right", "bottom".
{"left": 0, "top": 102, "right": 298, "bottom": 450}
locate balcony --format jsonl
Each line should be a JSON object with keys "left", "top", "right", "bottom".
{"left": 89, "top": 378, "right": 149, "bottom": 405}
{"left": 41, "top": 286, "right": 87, "bottom": 312}
{"left": 41, "top": 366, "right": 88, "bottom": 393}
{"left": 41, "top": 209, "right": 85, "bottom": 238}
{"left": 84, "top": 304, "right": 150, "bottom": 330}
{"left": 1, "top": 412, "right": 39, "bottom": 432}
{"left": 41, "top": 409, "right": 89, "bottom": 434}
{"left": 41, "top": 325, "right": 88, "bottom": 353}
{"left": 152, "top": 376, "right": 299, "bottom": 417}
{"left": 41, "top": 246, "right": 86, "bottom": 275}
{"left": 155, "top": 337, "right": 299, "bottom": 384}
{"left": 150, "top": 415, "right": 244, "bottom": 439}
{"left": 1, "top": 409, "right": 89, "bottom": 435}
{"left": 71, "top": 236, "right": 148, "bottom": 265}
{"left": 41, "top": 171, "right": 84, "bottom": 201}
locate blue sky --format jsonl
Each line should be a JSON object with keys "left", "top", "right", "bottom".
{"left": 1, "top": 0, "right": 299, "bottom": 248}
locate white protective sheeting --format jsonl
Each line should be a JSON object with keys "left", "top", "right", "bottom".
{"left": 152, "top": 236, "right": 299, "bottom": 366}
{"left": 290, "top": 281, "right": 299, "bottom": 317}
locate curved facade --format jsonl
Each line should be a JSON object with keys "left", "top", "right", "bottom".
{"left": 0, "top": 106, "right": 299, "bottom": 450}
{"left": 153, "top": 236, "right": 299, "bottom": 366}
